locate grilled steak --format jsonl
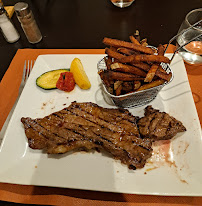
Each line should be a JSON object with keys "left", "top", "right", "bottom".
{"left": 21, "top": 102, "right": 152, "bottom": 169}
{"left": 137, "top": 106, "right": 186, "bottom": 141}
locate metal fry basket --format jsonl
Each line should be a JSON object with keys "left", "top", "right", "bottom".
{"left": 97, "top": 57, "right": 173, "bottom": 108}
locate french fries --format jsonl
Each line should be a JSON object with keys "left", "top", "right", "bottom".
{"left": 105, "top": 47, "right": 125, "bottom": 60}
{"left": 104, "top": 56, "right": 112, "bottom": 70}
{"left": 120, "top": 54, "right": 170, "bottom": 64}
{"left": 132, "top": 62, "right": 151, "bottom": 71}
{"left": 145, "top": 44, "right": 167, "bottom": 82}
{"left": 134, "top": 81, "right": 141, "bottom": 90}
{"left": 99, "top": 32, "right": 172, "bottom": 96}
{"left": 101, "top": 70, "right": 144, "bottom": 81}
{"left": 144, "top": 64, "right": 159, "bottom": 82}
{"left": 115, "top": 84, "right": 122, "bottom": 96}
{"left": 117, "top": 47, "right": 137, "bottom": 55}
{"left": 157, "top": 44, "right": 165, "bottom": 56}
{"left": 136, "top": 79, "right": 165, "bottom": 91}
{"left": 129, "top": 35, "right": 141, "bottom": 45}
{"left": 110, "top": 63, "right": 147, "bottom": 77}
{"left": 140, "top": 38, "right": 148, "bottom": 47}
{"left": 103, "top": 37, "right": 154, "bottom": 54}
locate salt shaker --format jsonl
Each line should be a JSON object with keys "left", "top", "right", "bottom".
{"left": 0, "top": 3, "right": 20, "bottom": 43}
{"left": 14, "top": 2, "right": 42, "bottom": 44}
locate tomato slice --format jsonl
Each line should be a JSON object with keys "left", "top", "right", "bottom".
{"left": 56, "top": 72, "right": 75, "bottom": 92}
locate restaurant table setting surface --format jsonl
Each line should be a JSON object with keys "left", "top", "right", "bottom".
{"left": 0, "top": 0, "right": 202, "bottom": 205}
{"left": 0, "top": 45, "right": 202, "bottom": 205}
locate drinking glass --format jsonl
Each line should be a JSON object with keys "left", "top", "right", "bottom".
{"left": 176, "top": 8, "right": 202, "bottom": 65}
{"left": 110, "top": 0, "right": 135, "bottom": 8}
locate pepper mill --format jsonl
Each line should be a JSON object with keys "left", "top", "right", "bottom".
{"left": 0, "top": 3, "right": 20, "bottom": 43}
{"left": 14, "top": 2, "right": 42, "bottom": 44}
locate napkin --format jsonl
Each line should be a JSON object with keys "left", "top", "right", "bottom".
{"left": 0, "top": 47, "right": 201, "bottom": 206}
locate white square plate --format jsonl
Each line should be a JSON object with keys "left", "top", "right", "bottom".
{"left": 0, "top": 54, "right": 202, "bottom": 196}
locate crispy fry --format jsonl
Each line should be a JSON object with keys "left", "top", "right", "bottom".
{"left": 136, "top": 79, "right": 165, "bottom": 91}
{"left": 157, "top": 65, "right": 167, "bottom": 74}
{"left": 111, "top": 62, "right": 147, "bottom": 77}
{"left": 157, "top": 44, "right": 165, "bottom": 56}
{"left": 140, "top": 38, "right": 148, "bottom": 47}
{"left": 120, "top": 54, "right": 170, "bottom": 64}
{"left": 113, "top": 59, "right": 120, "bottom": 63}
{"left": 132, "top": 62, "right": 151, "bottom": 71}
{"left": 105, "top": 47, "right": 125, "bottom": 60}
{"left": 156, "top": 44, "right": 168, "bottom": 73}
{"left": 103, "top": 38, "right": 154, "bottom": 55}
{"left": 110, "top": 46, "right": 117, "bottom": 52}
{"left": 114, "top": 80, "right": 123, "bottom": 90}
{"left": 155, "top": 70, "right": 172, "bottom": 82}
{"left": 133, "top": 81, "right": 141, "bottom": 90}
{"left": 144, "top": 44, "right": 165, "bottom": 83}
{"left": 115, "top": 84, "right": 122, "bottom": 96}
{"left": 129, "top": 35, "right": 141, "bottom": 45}
{"left": 105, "top": 47, "right": 171, "bottom": 82}
{"left": 122, "top": 82, "right": 133, "bottom": 93}
{"left": 144, "top": 64, "right": 159, "bottom": 82}
{"left": 117, "top": 47, "right": 138, "bottom": 55}
{"left": 104, "top": 57, "right": 112, "bottom": 70}
{"left": 103, "top": 70, "right": 144, "bottom": 81}
{"left": 141, "top": 42, "right": 148, "bottom": 47}
{"left": 99, "top": 70, "right": 113, "bottom": 87}
{"left": 101, "top": 33, "right": 172, "bottom": 96}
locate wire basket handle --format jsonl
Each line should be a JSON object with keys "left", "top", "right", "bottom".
{"left": 164, "top": 19, "right": 202, "bottom": 63}
{"left": 164, "top": 19, "right": 202, "bottom": 53}
{"left": 170, "top": 33, "right": 202, "bottom": 62}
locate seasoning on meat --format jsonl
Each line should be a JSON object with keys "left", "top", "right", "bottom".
{"left": 137, "top": 106, "right": 186, "bottom": 141}
{"left": 21, "top": 103, "right": 186, "bottom": 170}
{"left": 21, "top": 102, "right": 152, "bottom": 170}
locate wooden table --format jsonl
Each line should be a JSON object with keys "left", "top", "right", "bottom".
{"left": 0, "top": 0, "right": 201, "bottom": 205}
{"left": 0, "top": 0, "right": 202, "bottom": 81}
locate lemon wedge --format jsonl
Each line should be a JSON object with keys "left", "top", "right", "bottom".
{"left": 70, "top": 58, "right": 91, "bottom": 90}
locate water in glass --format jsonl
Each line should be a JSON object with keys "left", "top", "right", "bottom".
{"left": 176, "top": 9, "right": 202, "bottom": 65}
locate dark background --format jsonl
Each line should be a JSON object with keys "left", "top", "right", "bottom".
{"left": 0, "top": 0, "right": 201, "bottom": 82}
{"left": 0, "top": 0, "right": 201, "bottom": 205}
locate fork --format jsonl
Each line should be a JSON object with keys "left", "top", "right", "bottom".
{"left": 19, "top": 60, "right": 35, "bottom": 92}
{"left": 0, "top": 60, "right": 35, "bottom": 141}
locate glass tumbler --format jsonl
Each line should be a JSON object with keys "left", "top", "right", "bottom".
{"left": 110, "top": 0, "right": 135, "bottom": 8}
{"left": 176, "top": 8, "right": 202, "bottom": 65}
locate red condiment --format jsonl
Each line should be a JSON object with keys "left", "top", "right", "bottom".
{"left": 56, "top": 72, "right": 75, "bottom": 92}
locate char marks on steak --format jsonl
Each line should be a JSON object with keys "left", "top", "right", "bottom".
{"left": 21, "top": 102, "right": 152, "bottom": 169}
{"left": 137, "top": 106, "right": 186, "bottom": 141}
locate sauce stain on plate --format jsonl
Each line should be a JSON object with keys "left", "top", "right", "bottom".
{"left": 146, "top": 140, "right": 189, "bottom": 184}
{"left": 147, "top": 140, "right": 173, "bottom": 166}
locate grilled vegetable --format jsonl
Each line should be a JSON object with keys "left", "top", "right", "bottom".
{"left": 56, "top": 72, "right": 75, "bottom": 92}
{"left": 36, "top": 69, "right": 69, "bottom": 90}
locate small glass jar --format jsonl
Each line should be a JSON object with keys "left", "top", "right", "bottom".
{"left": 14, "top": 2, "right": 42, "bottom": 44}
{"left": 0, "top": 3, "right": 20, "bottom": 43}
